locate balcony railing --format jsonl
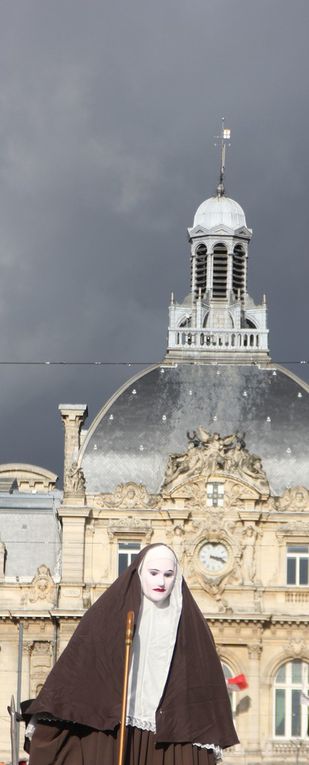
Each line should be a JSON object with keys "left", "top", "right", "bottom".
{"left": 168, "top": 327, "right": 268, "bottom": 352}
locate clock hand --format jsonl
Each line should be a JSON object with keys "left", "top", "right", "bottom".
{"left": 210, "top": 554, "right": 225, "bottom": 562}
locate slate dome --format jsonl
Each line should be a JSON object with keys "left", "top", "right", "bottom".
{"left": 80, "top": 362, "right": 309, "bottom": 497}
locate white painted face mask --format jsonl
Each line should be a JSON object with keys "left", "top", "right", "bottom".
{"left": 139, "top": 545, "right": 177, "bottom": 603}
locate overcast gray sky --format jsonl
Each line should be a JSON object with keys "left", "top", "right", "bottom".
{"left": 0, "top": 0, "right": 308, "bottom": 482}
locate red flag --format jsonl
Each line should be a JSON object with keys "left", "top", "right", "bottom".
{"left": 227, "top": 674, "right": 248, "bottom": 690}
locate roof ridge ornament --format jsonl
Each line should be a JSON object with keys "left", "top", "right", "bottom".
{"left": 214, "top": 117, "right": 231, "bottom": 198}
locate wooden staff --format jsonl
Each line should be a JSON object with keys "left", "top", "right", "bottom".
{"left": 118, "top": 611, "right": 135, "bottom": 765}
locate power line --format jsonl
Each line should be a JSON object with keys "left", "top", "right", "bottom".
{"left": 0, "top": 361, "right": 151, "bottom": 366}
{"left": 0, "top": 360, "right": 308, "bottom": 367}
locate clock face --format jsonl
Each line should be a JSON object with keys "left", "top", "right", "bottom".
{"left": 199, "top": 542, "right": 229, "bottom": 573}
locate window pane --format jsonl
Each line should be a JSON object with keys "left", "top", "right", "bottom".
{"left": 292, "top": 661, "right": 302, "bottom": 684}
{"left": 292, "top": 690, "right": 301, "bottom": 736}
{"left": 275, "top": 689, "right": 285, "bottom": 735}
{"left": 276, "top": 665, "right": 286, "bottom": 683}
{"left": 119, "top": 542, "right": 139, "bottom": 551}
{"left": 118, "top": 553, "right": 128, "bottom": 575}
{"left": 222, "top": 663, "right": 232, "bottom": 680}
{"left": 287, "top": 558, "right": 296, "bottom": 584}
{"left": 287, "top": 545, "right": 308, "bottom": 553}
{"left": 300, "top": 558, "right": 309, "bottom": 585}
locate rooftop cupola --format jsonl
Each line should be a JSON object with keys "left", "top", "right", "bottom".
{"left": 166, "top": 120, "right": 269, "bottom": 362}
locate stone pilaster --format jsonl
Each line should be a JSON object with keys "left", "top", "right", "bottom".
{"left": 59, "top": 508, "right": 89, "bottom": 584}
{"left": 246, "top": 642, "right": 262, "bottom": 754}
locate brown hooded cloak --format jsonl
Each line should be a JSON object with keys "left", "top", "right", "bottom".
{"left": 26, "top": 544, "right": 238, "bottom": 762}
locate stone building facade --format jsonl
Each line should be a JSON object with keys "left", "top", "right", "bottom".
{"left": 0, "top": 465, "right": 61, "bottom": 761}
{"left": 0, "top": 147, "right": 309, "bottom": 762}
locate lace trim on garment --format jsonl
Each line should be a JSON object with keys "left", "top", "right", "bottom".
{"left": 126, "top": 719, "right": 223, "bottom": 762}
{"left": 126, "top": 715, "right": 156, "bottom": 732}
{"left": 193, "top": 743, "right": 223, "bottom": 762}
{"left": 27, "top": 713, "right": 223, "bottom": 762}
{"left": 25, "top": 717, "right": 37, "bottom": 741}
{"left": 26, "top": 713, "right": 79, "bottom": 737}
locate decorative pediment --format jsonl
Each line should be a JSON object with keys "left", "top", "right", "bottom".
{"left": 94, "top": 482, "right": 159, "bottom": 511}
{"left": 188, "top": 224, "right": 252, "bottom": 240}
{"left": 107, "top": 516, "right": 153, "bottom": 542}
{"left": 187, "top": 225, "right": 208, "bottom": 238}
{"left": 234, "top": 225, "right": 253, "bottom": 238}
{"left": 161, "top": 429, "right": 269, "bottom": 499}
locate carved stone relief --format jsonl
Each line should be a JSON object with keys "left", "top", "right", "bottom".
{"left": 66, "top": 461, "right": 86, "bottom": 495}
{"left": 107, "top": 516, "right": 153, "bottom": 543}
{"left": 240, "top": 524, "right": 262, "bottom": 585}
{"left": 30, "top": 641, "right": 53, "bottom": 699}
{"left": 95, "top": 482, "right": 159, "bottom": 511}
{"left": 248, "top": 643, "right": 262, "bottom": 659}
{"left": 29, "top": 565, "right": 56, "bottom": 604}
{"left": 166, "top": 523, "right": 185, "bottom": 566}
{"left": 277, "top": 486, "right": 309, "bottom": 512}
{"left": 284, "top": 637, "right": 307, "bottom": 658}
{"left": 161, "top": 429, "right": 269, "bottom": 497}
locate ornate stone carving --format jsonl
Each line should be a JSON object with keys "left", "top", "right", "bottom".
{"left": 163, "top": 443, "right": 206, "bottom": 488}
{"left": 66, "top": 461, "right": 86, "bottom": 495}
{"left": 30, "top": 641, "right": 53, "bottom": 699}
{"left": 162, "top": 430, "right": 269, "bottom": 495}
{"left": 184, "top": 514, "right": 244, "bottom": 596}
{"left": 166, "top": 523, "right": 185, "bottom": 566}
{"left": 107, "top": 516, "right": 153, "bottom": 543}
{"left": 96, "top": 482, "right": 159, "bottom": 510}
{"left": 59, "top": 404, "right": 88, "bottom": 494}
{"left": 284, "top": 637, "right": 306, "bottom": 657}
{"left": 277, "top": 486, "right": 309, "bottom": 512}
{"left": 240, "top": 524, "right": 262, "bottom": 585}
{"left": 248, "top": 643, "right": 262, "bottom": 659}
{"left": 29, "top": 565, "right": 56, "bottom": 604}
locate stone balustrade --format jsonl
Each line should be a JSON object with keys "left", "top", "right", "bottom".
{"left": 168, "top": 327, "right": 268, "bottom": 352}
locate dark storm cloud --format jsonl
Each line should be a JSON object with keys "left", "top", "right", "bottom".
{"left": 0, "top": 0, "right": 308, "bottom": 480}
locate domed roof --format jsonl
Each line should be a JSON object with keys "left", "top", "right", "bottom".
{"left": 80, "top": 363, "right": 309, "bottom": 496}
{"left": 193, "top": 195, "right": 247, "bottom": 230}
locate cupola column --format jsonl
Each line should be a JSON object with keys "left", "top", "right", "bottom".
{"left": 191, "top": 248, "right": 196, "bottom": 301}
{"left": 227, "top": 250, "right": 233, "bottom": 293}
{"left": 208, "top": 251, "right": 214, "bottom": 299}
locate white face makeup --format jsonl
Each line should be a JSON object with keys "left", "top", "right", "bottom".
{"left": 140, "top": 556, "right": 176, "bottom": 603}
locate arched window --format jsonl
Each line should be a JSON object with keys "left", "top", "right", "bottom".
{"left": 274, "top": 660, "right": 309, "bottom": 738}
{"left": 222, "top": 663, "right": 237, "bottom": 716}
{"left": 179, "top": 315, "right": 192, "bottom": 328}
{"left": 213, "top": 243, "right": 228, "bottom": 298}
{"left": 245, "top": 318, "right": 256, "bottom": 329}
{"left": 232, "top": 244, "right": 245, "bottom": 301}
{"left": 191, "top": 243, "right": 207, "bottom": 299}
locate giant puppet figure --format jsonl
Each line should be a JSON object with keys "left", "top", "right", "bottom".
{"left": 25, "top": 544, "right": 238, "bottom": 764}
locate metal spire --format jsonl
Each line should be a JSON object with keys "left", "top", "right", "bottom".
{"left": 215, "top": 117, "right": 231, "bottom": 197}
